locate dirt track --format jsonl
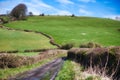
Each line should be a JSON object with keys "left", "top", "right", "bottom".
{"left": 9, "top": 58, "right": 65, "bottom": 80}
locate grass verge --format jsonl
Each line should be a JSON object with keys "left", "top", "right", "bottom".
{"left": 55, "top": 60, "right": 75, "bottom": 80}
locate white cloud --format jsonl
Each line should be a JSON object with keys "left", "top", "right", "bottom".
{"left": 79, "top": 5, "right": 86, "bottom": 8}
{"left": 24, "top": 0, "right": 57, "bottom": 15}
{"left": 27, "top": 7, "right": 40, "bottom": 15}
{"left": 24, "top": 0, "right": 72, "bottom": 15}
{"left": 25, "top": 0, "right": 54, "bottom": 10}
{"left": 56, "top": 0, "right": 74, "bottom": 4}
{"left": 103, "top": 15, "right": 120, "bottom": 20}
{"left": 31, "top": 0, "right": 53, "bottom": 9}
{"left": 55, "top": 10, "right": 72, "bottom": 15}
{"left": 0, "top": 0, "right": 24, "bottom": 14}
{"left": 78, "top": 0, "right": 96, "bottom": 3}
{"left": 79, "top": 9, "right": 92, "bottom": 15}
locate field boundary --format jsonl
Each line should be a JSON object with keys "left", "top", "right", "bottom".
{"left": 0, "top": 25, "right": 61, "bottom": 53}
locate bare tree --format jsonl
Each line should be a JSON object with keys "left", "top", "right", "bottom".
{"left": 10, "top": 3, "right": 27, "bottom": 20}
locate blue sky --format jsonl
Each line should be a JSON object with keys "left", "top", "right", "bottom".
{"left": 0, "top": 0, "right": 120, "bottom": 19}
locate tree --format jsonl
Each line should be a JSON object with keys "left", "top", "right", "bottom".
{"left": 71, "top": 14, "right": 75, "bottom": 17}
{"left": 10, "top": 4, "right": 27, "bottom": 20}
{"left": 29, "top": 12, "right": 33, "bottom": 16}
{"left": 115, "top": 16, "right": 120, "bottom": 20}
{"left": 39, "top": 13, "right": 45, "bottom": 16}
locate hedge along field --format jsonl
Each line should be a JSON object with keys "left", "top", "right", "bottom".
{"left": 5, "top": 16, "right": 120, "bottom": 46}
{"left": 0, "top": 28, "right": 55, "bottom": 51}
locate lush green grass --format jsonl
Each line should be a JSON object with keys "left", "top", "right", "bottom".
{"left": 0, "top": 28, "right": 55, "bottom": 51}
{"left": 5, "top": 16, "right": 120, "bottom": 46}
{"left": 0, "top": 53, "right": 66, "bottom": 79}
{"left": 55, "top": 60, "right": 75, "bottom": 80}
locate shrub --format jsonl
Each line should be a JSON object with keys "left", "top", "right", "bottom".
{"left": 0, "top": 54, "right": 25, "bottom": 68}
{"left": 80, "top": 42, "right": 102, "bottom": 48}
{"left": 117, "top": 29, "right": 120, "bottom": 32}
{"left": 109, "top": 46, "right": 120, "bottom": 56}
{"left": 0, "top": 54, "right": 37, "bottom": 68}
{"left": 0, "top": 18, "right": 8, "bottom": 24}
{"left": 60, "top": 43, "right": 74, "bottom": 50}
{"left": 67, "top": 48, "right": 89, "bottom": 61}
{"left": 39, "top": 13, "right": 45, "bottom": 16}
{"left": 67, "top": 47, "right": 120, "bottom": 79}
{"left": 67, "top": 48, "right": 77, "bottom": 59}
{"left": 6, "top": 50, "right": 18, "bottom": 53}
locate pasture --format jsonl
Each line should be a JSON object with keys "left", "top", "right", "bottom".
{"left": 4, "top": 16, "right": 120, "bottom": 46}
{"left": 1, "top": 16, "right": 120, "bottom": 79}
{"left": 0, "top": 28, "right": 55, "bottom": 51}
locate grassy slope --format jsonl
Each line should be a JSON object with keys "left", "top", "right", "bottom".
{"left": 0, "top": 28, "right": 55, "bottom": 51}
{"left": 5, "top": 16, "right": 120, "bottom": 46}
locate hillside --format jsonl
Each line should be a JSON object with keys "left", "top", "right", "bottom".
{"left": 0, "top": 27, "right": 55, "bottom": 51}
{"left": 4, "top": 16, "right": 120, "bottom": 46}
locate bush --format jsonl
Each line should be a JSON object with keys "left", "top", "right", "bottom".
{"left": 80, "top": 42, "right": 102, "bottom": 48}
{"left": 117, "top": 29, "right": 120, "bottom": 32}
{"left": 0, "top": 54, "right": 37, "bottom": 68}
{"left": 60, "top": 43, "right": 74, "bottom": 50}
{"left": 39, "top": 13, "right": 45, "bottom": 16}
{"left": 0, "top": 18, "right": 8, "bottom": 24}
{"left": 67, "top": 48, "right": 89, "bottom": 59}
{"left": 0, "top": 54, "right": 25, "bottom": 68}
{"left": 67, "top": 47, "right": 120, "bottom": 79}
{"left": 109, "top": 46, "right": 120, "bottom": 56}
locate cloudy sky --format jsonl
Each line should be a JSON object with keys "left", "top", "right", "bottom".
{"left": 0, "top": 0, "right": 120, "bottom": 19}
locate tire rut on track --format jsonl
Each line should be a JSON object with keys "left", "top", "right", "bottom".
{"left": 9, "top": 58, "right": 65, "bottom": 80}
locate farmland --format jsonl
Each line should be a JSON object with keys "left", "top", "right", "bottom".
{"left": 0, "top": 27, "right": 55, "bottom": 51}
{"left": 4, "top": 16, "right": 120, "bottom": 46}
{"left": 0, "top": 16, "right": 120, "bottom": 79}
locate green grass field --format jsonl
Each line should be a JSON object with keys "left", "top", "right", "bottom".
{"left": 1, "top": 16, "right": 120, "bottom": 79}
{"left": 5, "top": 16, "right": 120, "bottom": 46}
{"left": 0, "top": 28, "right": 55, "bottom": 51}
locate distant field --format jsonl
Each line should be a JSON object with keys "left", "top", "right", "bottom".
{"left": 4, "top": 16, "right": 120, "bottom": 46}
{"left": 0, "top": 28, "right": 55, "bottom": 51}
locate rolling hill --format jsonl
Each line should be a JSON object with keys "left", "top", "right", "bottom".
{"left": 4, "top": 16, "right": 120, "bottom": 46}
